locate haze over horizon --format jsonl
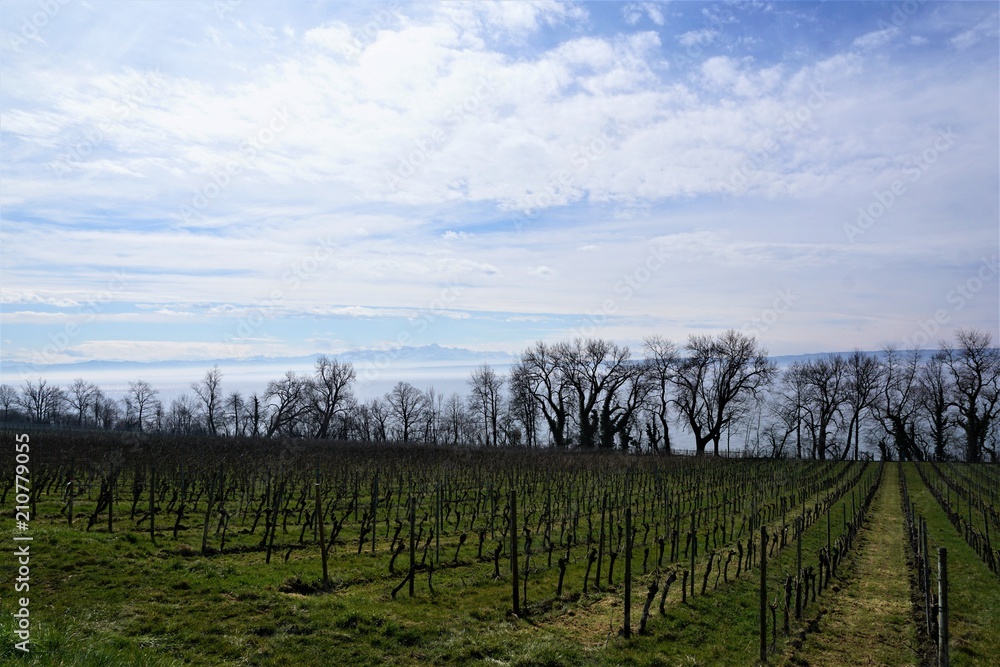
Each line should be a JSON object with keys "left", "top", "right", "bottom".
{"left": 2, "top": 1, "right": 998, "bottom": 370}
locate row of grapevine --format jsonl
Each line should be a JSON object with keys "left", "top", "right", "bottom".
{"left": 2, "top": 430, "right": 889, "bottom": 654}
{"left": 913, "top": 462, "right": 999, "bottom": 576}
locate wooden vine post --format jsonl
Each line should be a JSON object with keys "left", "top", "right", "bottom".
{"left": 624, "top": 505, "right": 632, "bottom": 638}
{"left": 409, "top": 496, "right": 416, "bottom": 597}
{"left": 315, "top": 481, "right": 329, "bottom": 590}
{"left": 511, "top": 488, "right": 520, "bottom": 615}
{"left": 690, "top": 507, "right": 697, "bottom": 598}
{"left": 938, "top": 547, "right": 949, "bottom": 667}
{"left": 760, "top": 525, "right": 768, "bottom": 663}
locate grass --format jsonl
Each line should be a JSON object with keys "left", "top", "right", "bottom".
{"left": 778, "top": 463, "right": 921, "bottom": 667}
{"left": 0, "top": 459, "right": 995, "bottom": 666}
{"left": 901, "top": 463, "right": 1000, "bottom": 667}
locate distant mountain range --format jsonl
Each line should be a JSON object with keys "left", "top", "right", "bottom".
{"left": 2, "top": 344, "right": 938, "bottom": 378}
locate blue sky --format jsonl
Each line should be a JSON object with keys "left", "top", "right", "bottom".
{"left": 2, "top": 0, "right": 998, "bottom": 376}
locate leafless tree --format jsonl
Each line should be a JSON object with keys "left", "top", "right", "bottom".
{"left": 309, "top": 356, "right": 356, "bottom": 439}
{"left": 386, "top": 381, "right": 427, "bottom": 443}
{"left": 224, "top": 392, "right": 246, "bottom": 437}
{"left": 942, "top": 329, "right": 1000, "bottom": 463}
{"left": 515, "top": 343, "right": 571, "bottom": 447}
{"left": 93, "top": 390, "right": 118, "bottom": 430}
{"left": 798, "top": 354, "right": 848, "bottom": 460}
{"left": 467, "top": 363, "right": 505, "bottom": 447}
{"left": 422, "top": 386, "right": 441, "bottom": 444}
{"left": 671, "top": 330, "right": 776, "bottom": 456}
{"left": 507, "top": 366, "right": 539, "bottom": 448}
{"left": 643, "top": 336, "right": 678, "bottom": 453}
{"left": 0, "top": 384, "right": 19, "bottom": 421}
{"left": 841, "top": 350, "right": 882, "bottom": 460}
{"left": 166, "top": 394, "right": 200, "bottom": 434}
{"left": 127, "top": 380, "right": 159, "bottom": 432}
{"left": 598, "top": 359, "right": 654, "bottom": 451}
{"left": 19, "top": 378, "right": 65, "bottom": 423}
{"left": 874, "top": 346, "right": 924, "bottom": 461}
{"left": 192, "top": 366, "right": 223, "bottom": 436}
{"left": 66, "top": 379, "right": 99, "bottom": 426}
{"left": 557, "top": 339, "right": 633, "bottom": 449}
{"left": 916, "top": 352, "right": 956, "bottom": 460}
{"left": 264, "top": 372, "right": 311, "bottom": 437}
{"left": 367, "top": 397, "right": 390, "bottom": 442}
{"left": 442, "top": 392, "right": 469, "bottom": 446}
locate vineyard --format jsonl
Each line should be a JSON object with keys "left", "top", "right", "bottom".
{"left": 2, "top": 431, "right": 998, "bottom": 666}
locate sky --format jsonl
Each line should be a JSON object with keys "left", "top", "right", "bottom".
{"left": 1, "top": 0, "right": 998, "bottom": 391}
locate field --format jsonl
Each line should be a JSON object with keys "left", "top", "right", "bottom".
{"left": 2, "top": 431, "right": 998, "bottom": 666}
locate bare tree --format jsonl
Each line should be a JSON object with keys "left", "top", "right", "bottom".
{"left": 874, "top": 346, "right": 924, "bottom": 461}
{"left": 386, "top": 381, "right": 427, "bottom": 443}
{"left": 192, "top": 366, "right": 223, "bottom": 436}
{"left": 507, "top": 367, "right": 539, "bottom": 448}
{"left": 368, "top": 397, "right": 390, "bottom": 442}
{"left": 671, "top": 330, "right": 776, "bottom": 456}
{"left": 166, "top": 394, "right": 200, "bottom": 434}
{"left": 515, "top": 343, "right": 571, "bottom": 447}
{"left": 0, "top": 384, "right": 19, "bottom": 421}
{"left": 915, "top": 352, "right": 956, "bottom": 460}
{"left": 93, "top": 390, "right": 118, "bottom": 430}
{"left": 19, "top": 379, "right": 65, "bottom": 423}
{"left": 772, "top": 362, "right": 809, "bottom": 458}
{"left": 309, "top": 356, "right": 356, "bottom": 439}
{"left": 943, "top": 329, "right": 1000, "bottom": 463}
{"left": 643, "top": 336, "right": 678, "bottom": 453}
{"left": 841, "top": 350, "right": 882, "bottom": 460}
{"left": 799, "top": 355, "right": 848, "bottom": 460}
{"left": 66, "top": 379, "right": 99, "bottom": 426}
{"left": 126, "top": 380, "right": 159, "bottom": 432}
{"left": 247, "top": 393, "right": 265, "bottom": 437}
{"left": 264, "top": 372, "right": 311, "bottom": 437}
{"left": 557, "top": 339, "right": 633, "bottom": 449}
{"left": 467, "top": 363, "right": 505, "bottom": 447}
{"left": 224, "top": 392, "right": 246, "bottom": 436}
{"left": 598, "top": 359, "right": 653, "bottom": 451}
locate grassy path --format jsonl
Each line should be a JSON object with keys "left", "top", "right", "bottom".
{"left": 903, "top": 464, "right": 1000, "bottom": 666}
{"left": 781, "top": 463, "right": 920, "bottom": 667}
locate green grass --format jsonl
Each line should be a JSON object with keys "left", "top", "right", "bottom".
{"left": 902, "top": 463, "right": 1000, "bottom": 666}
{"left": 1, "top": 461, "right": 995, "bottom": 666}
{"left": 777, "top": 463, "right": 920, "bottom": 666}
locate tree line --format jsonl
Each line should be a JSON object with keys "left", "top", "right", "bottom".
{"left": 1, "top": 329, "right": 997, "bottom": 462}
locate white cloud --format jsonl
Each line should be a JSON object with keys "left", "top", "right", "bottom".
{"left": 1, "top": 2, "right": 996, "bottom": 361}
{"left": 852, "top": 27, "right": 900, "bottom": 50}
{"left": 950, "top": 14, "right": 999, "bottom": 50}
{"left": 304, "top": 22, "right": 362, "bottom": 57}
{"left": 679, "top": 28, "right": 717, "bottom": 47}
{"left": 623, "top": 3, "right": 665, "bottom": 27}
